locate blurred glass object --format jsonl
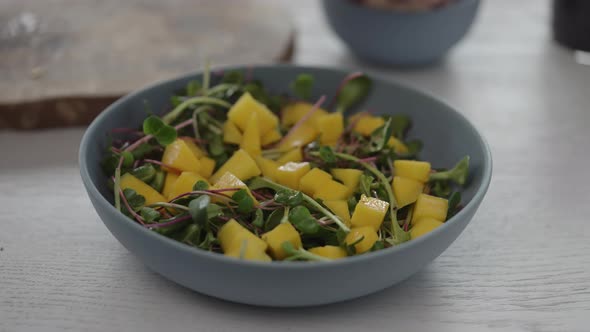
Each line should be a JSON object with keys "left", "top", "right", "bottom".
{"left": 552, "top": 0, "right": 590, "bottom": 51}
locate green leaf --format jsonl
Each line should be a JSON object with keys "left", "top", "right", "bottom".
{"left": 142, "top": 115, "right": 177, "bottom": 146}
{"left": 131, "top": 164, "right": 156, "bottom": 183}
{"left": 265, "top": 208, "right": 285, "bottom": 232}
{"left": 149, "top": 170, "right": 165, "bottom": 192}
{"left": 290, "top": 74, "right": 314, "bottom": 100}
{"left": 186, "top": 80, "right": 201, "bottom": 96}
{"left": 232, "top": 189, "right": 255, "bottom": 214}
{"left": 197, "top": 231, "right": 217, "bottom": 250}
{"left": 429, "top": 156, "right": 470, "bottom": 186}
{"left": 336, "top": 228, "right": 348, "bottom": 246}
{"left": 181, "top": 224, "right": 201, "bottom": 245}
{"left": 369, "top": 117, "right": 393, "bottom": 153}
{"left": 140, "top": 207, "right": 161, "bottom": 223}
{"left": 130, "top": 143, "right": 154, "bottom": 160}
{"left": 431, "top": 180, "right": 451, "bottom": 198}
{"left": 170, "top": 95, "right": 183, "bottom": 107}
{"left": 123, "top": 188, "right": 146, "bottom": 211}
{"left": 371, "top": 240, "right": 385, "bottom": 251}
{"left": 347, "top": 196, "right": 358, "bottom": 214}
{"left": 252, "top": 209, "right": 264, "bottom": 228}
{"left": 206, "top": 204, "right": 224, "bottom": 219}
{"left": 207, "top": 133, "right": 226, "bottom": 157}
{"left": 121, "top": 151, "right": 135, "bottom": 167}
{"left": 102, "top": 154, "right": 120, "bottom": 175}
{"left": 188, "top": 195, "right": 211, "bottom": 227}
{"left": 405, "top": 140, "right": 423, "bottom": 156}
{"left": 318, "top": 146, "right": 337, "bottom": 163}
{"left": 193, "top": 180, "right": 209, "bottom": 191}
{"left": 274, "top": 189, "right": 303, "bottom": 207}
{"left": 288, "top": 206, "right": 320, "bottom": 235}
{"left": 359, "top": 174, "right": 374, "bottom": 197}
{"left": 390, "top": 115, "right": 411, "bottom": 139}
{"left": 222, "top": 71, "right": 244, "bottom": 84}
{"left": 335, "top": 73, "right": 372, "bottom": 113}
{"left": 447, "top": 192, "right": 462, "bottom": 219}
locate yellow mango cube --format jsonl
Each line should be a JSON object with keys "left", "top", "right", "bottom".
{"left": 168, "top": 172, "right": 208, "bottom": 199}
{"left": 323, "top": 200, "right": 351, "bottom": 226}
{"left": 227, "top": 92, "right": 279, "bottom": 135}
{"left": 261, "top": 128, "right": 282, "bottom": 146}
{"left": 218, "top": 219, "right": 267, "bottom": 253}
{"left": 210, "top": 149, "right": 261, "bottom": 183}
{"left": 411, "top": 194, "right": 448, "bottom": 225}
{"left": 298, "top": 168, "right": 333, "bottom": 195}
{"left": 261, "top": 223, "right": 302, "bottom": 260}
{"left": 410, "top": 218, "right": 444, "bottom": 239}
{"left": 210, "top": 171, "right": 258, "bottom": 204}
{"left": 225, "top": 242, "right": 272, "bottom": 262}
{"left": 313, "top": 180, "right": 351, "bottom": 201}
{"left": 223, "top": 120, "right": 243, "bottom": 145}
{"left": 352, "top": 114, "right": 385, "bottom": 136}
{"left": 198, "top": 157, "right": 216, "bottom": 179}
{"left": 278, "top": 123, "right": 318, "bottom": 151}
{"left": 281, "top": 102, "right": 328, "bottom": 127}
{"left": 387, "top": 137, "right": 409, "bottom": 154}
{"left": 275, "top": 162, "right": 311, "bottom": 190}
{"left": 345, "top": 226, "right": 378, "bottom": 254}
{"left": 240, "top": 113, "right": 262, "bottom": 157}
{"left": 393, "top": 160, "right": 431, "bottom": 183}
{"left": 162, "top": 172, "right": 179, "bottom": 199}
{"left": 161, "top": 138, "right": 201, "bottom": 173}
{"left": 315, "top": 112, "right": 344, "bottom": 145}
{"left": 255, "top": 156, "right": 280, "bottom": 181}
{"left": 392, "top": 176, "right": 424, "bottom": 208}
{"left": 181, "top": 138, "right": 206, "bottom": 158}
{"left": 120, "top": 173, "right": 167, "bottom": 205}
{"left": 276, "top": 148, "right": 303, "bottom": 164}
{"left": 350, "top": 194, "right": 389, "bottom": 231}
{"left": 331, "top": 168, "right": 363, "bottom": 192}
{"left": 308, "top": 246, "right": 348, "bottom": 259}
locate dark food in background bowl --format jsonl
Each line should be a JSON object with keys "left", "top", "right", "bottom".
{"left": 79, "top": 65, "right": 492, "bottom": 306}
{"left": 322, "top": 0, "right": 480, "bottom": 65}
{"left": 355, "top": 0, "right": 456, "bottom": 12}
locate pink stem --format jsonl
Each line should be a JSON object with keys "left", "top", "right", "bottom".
{"left": 146, "top": 215, "right": 191, "bottom": 229}
{"left": 329, "top": 72, "right": 365, "bottom": 109}
{"left": 358, "top": 156, "right": 378, "bottom": 163}
{"left": 124, "top": 119, "right": 192, "bottom": 153}
{"left": 119, "top": 188, "right": 146, "bottom": 225}
{"left": 276, "top": 95, "right": 326, "bottom": 148}
{"left": 167, "top": 188, "right": 241, "bottom": 203}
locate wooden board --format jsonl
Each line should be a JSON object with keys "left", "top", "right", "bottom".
{"left": 0, "top": 0, "right": 294, "bottom": 129}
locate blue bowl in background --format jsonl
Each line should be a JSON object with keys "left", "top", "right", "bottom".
{"left": 79, "top": 65, "right": 492, "bottom": 307}
{"left": 322, "top": 0, "right": 481, "bottom": 65}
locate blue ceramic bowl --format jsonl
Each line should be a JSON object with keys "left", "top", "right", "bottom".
{"left": 322, "top": 0, "right": 481, "bottom": 65}
{"left": 79, "top": 65, "right": 492, "bottom": 307}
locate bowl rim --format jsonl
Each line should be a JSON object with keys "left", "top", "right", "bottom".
{"left": 326, "top": 0, "right": 481, "bottom": 17}
{"left": 79, "top": 64, "right": 492, "bottom": 270}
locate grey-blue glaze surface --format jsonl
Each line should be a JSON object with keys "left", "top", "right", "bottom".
{"left": 322, "top": 0, "right": 480, "bottom": 65}
{"left": 79, "top": 65, "right": 492, "bottom": 307}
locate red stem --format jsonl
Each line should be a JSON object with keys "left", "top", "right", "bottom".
{"left": 276, "top": 95, "right": 326, "bottom": 148}
{"left": 124, "top": 119, "right": 193, "bottom": 153}
{"left": 329, "top": 72, "right": 365, "bottom": 109}
{"left": 119, "top": 188, "right": 146, "bottom": 225}
{"left": 146, "top": 215, "right": 192, "bottom": 229}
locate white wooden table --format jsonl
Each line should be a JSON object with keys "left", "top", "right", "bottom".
{"left": 2, "top": 1, "right": 589, "bottom": 331}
